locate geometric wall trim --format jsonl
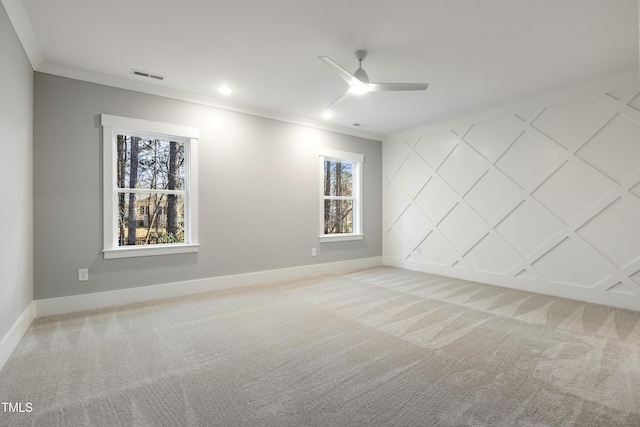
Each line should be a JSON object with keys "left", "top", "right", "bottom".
{"left": 532, "top": 160, "right": 612, "bottom": 225}
{"left": 632, "top": 270, "right": 640, "bottom": 287}
{"left": 438, "top": 142, "right": 487, "bottom": 193}
{"left": 463, "top": 116, "right": 523, "bottom": 161}
{"left": 415, "top": 174, "right": 458, "bottom": 223}
{"left": 576, "top": 114, "right": 640, "bottom": 184}
{"left": 531, "top": 238, "right": 611, "bottom": 288}
{"left": 463, "top": 232, "right": 521, "bottom": 275}
{"left": 607, "top": 282, "right": 635, "bottom": 295}
{"left": 438, "top": 202, "right": 486, "bottom": 252}
{"left": 577, "top": 197, "right": 640, "bottom": 270}
{"left": 383, "top": 76, "right": 640, "bottom": 311}
{"left": 416, "top": 231, "right": 457, "bottom": 267}
{"left": 495, "top": 131, "right": 560, "bottom": 191}
{"left": 530, "top": 98, "right": 609, "bottom": 149}
{"left": 495, "top": 200, "right": 562, "bottom": 259}
{"left": 465, "top": 169, "right": 521, "bottom": 223}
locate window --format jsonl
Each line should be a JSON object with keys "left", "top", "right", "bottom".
{"left": 319, "top": 149, "right": 364, "bottom": 242}
{"left": 101, "top": 114, "right": 199, "bottom": 258}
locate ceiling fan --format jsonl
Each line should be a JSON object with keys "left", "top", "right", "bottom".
{"left": 319, "top": 50, "right": 429, "bottom": 111}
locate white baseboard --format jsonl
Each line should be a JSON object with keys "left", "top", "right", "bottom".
{"left": 384, "top": 257, "right": 640, "bottom": 312}
{"left": 35, "top": 257, "right": 383, "bottom": 318}
{"left": 0, "top": 302, "right": 35, "bottom": 371}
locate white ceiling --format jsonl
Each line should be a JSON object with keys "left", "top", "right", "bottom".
{"left": 10, "top": 0, "right": 640, "bottom": 137}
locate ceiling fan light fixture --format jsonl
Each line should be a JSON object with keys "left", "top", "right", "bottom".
{"left": 217, "top": 84, "right": 234, "bottom": 95}
{"left": 348, "top": 82, "right": 370, "bottom": 95}
{"left": 319, "top": 51, "right": 428, "bottom": 110}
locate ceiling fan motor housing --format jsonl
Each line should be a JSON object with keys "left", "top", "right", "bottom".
{"left": 354, "top": 67, "right": 369, "bottom": 83}
{"left": 354, "top": 50, "right": 370, "bottom": 82}
{"left": 355, "top": 50, "right": 368, "bottom": 61}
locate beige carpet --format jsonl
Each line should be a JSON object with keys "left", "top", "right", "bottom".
{"left": 1, "top": 266, "right": 640, "bottom": 426}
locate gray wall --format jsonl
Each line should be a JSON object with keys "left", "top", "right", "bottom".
{"left": 33, "top": 73, "right": 382, "bottom": 299}
{"left": 0, "top": 4, "right": 33, "bottom": 338}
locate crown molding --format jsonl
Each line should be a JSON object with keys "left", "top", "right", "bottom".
{"left": 1, "top": 0, "right": 43, "bottom": 69}
{"left": 36, "top": 61, "right": 383, "bottom": 142}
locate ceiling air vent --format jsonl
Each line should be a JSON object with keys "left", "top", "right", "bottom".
{"left": 131, "top": 69, "right": 165, "bottom": 81}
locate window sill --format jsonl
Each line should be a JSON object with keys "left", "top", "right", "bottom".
{"left": 319, "top": 234, "right": 364, "bottom": 243}
{"left": 103, "top": 243, "right": 199, "bottom": 259}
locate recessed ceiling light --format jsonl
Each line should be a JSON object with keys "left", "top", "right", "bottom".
{"left": 217, "top": 85, "right": 234, "bottom": 95}
{"left": 322, "top": 110, "right": 334, "bottom": 119}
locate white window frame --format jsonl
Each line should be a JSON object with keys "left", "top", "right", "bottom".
{"left": 101, "top": 114, "right": 199, "bottom": 259}
{"left": 319, "top": 148, "right": 364, "bottom": 242}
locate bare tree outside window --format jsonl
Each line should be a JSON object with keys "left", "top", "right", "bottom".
{"left": 323, "top": 160, "right": 354, "bottom": 234}
{"left": 102, "top": 114, "right": 199, "bottom": 259}
{"left": 116, "top": 134, "right": 185, "bottom": 246}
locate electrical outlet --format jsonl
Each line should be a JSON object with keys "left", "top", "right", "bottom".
{"left": 311, "top": 248, "right": 317, "bottom": 257}
{"left": 78, "top": 268, "right": 89, "bottom": 282}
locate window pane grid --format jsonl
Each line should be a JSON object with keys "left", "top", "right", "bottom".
{"left": 117, "top": 192, "right": 185, "bottom": 246}
{"left": 103, "top": 114, "right": 199, "bottom": 258}
{"left": 320, "top": 151, "right": 362, "bottom": 238}
{"left": 323, "top": 160, "right": 353, "bottom": 197}
{"left": 113, "top": 130, "right": 187, "bottom": 248}
{"left": 324, "top": 199, "right": 353, "bottom": 234}
{"left": 116, "top": 135, "right": 185, "bottom": 191}
{"left": 115, "top": 188, "right": 185, "bottom": 196}
{"left": 322, "top": 196, "right": 354, "bottom": 201}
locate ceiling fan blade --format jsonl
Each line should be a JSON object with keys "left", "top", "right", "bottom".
{"left": 368, "top": 82, "right": 429, "bottom": 92}
{"left": 326, "top": 90, "right": 353, "bottom": 110}
{"left": 318, "top": 56, "right": 360, "bottom": 86}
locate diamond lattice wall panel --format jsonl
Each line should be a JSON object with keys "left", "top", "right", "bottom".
{"left": 413, "top": 132, "right": 457, "bottom": 169}
{"left": 462, "top": 117, "right": 523, "bottom": 161}
{"left": 515, "top": 110, "right": 536, "bottom": 121}
{"left": 496, "top": 131, "right": 560, "bottom": 190}
{"left": 532, "top": 160, "right": 612, "bottom": 225}
{"left": 576, "top": 114, "right": 640, "bottom": 184}
{"left": 394, "top": 154, "right": 431, "bottom": 199}
{"left": 628, "top": 93, "right": 640, "bottom": 111}
{"left": 464, "top": 169, "right": 522, "bottom": 223}
{"left": 383, "top": 77, "right": 640, "bottom": 311}
{"left": 385, "top": 229, "right": 408, "bottom": 260}
{"left": 532, "top": 238, "right": 610, "bottom": 288}
{"left": 632, "top": 270, "right": 640, "bottom": 287}
{"left": 631, "top": 182, "right": 640, "bottom": 199}
{"left": 384, "top": 180, "right": 411, "bottom": 228}
{"left": 414, "top": 175, "right": 458, "bottom": 223}
{"left": 383, "top": 140, "right": 410, "bottom": 177}
{"left": 607, "top": 282, "right": 636, "bottom": 295}
{"left": 463, "top": 233, "right": 521, "bottom": 275}
{"left": 437, "top": 143, "right": 487, "bottom": 194}
{"left": 577, "top": 197, "right": 640, "bottom": 269}
{"left": 394, "top": 204, "right": 431, "bottom": 249}
{"left": 516, "top": 269, "right": 535, "bottom": 280}
{"left": 495, "top": 201, "right": 562, "bottom": 259}
{"left": 531, "top": 98, "right": 610, "bottom": 148}
{"left": 416, "top": 231, "right": 458, "bottom": 266}
{"left": 608, "top": 89, "right": 630, "bottom": 101}
{"left": 437, "top": 202, "right": 486, "bottom": 252}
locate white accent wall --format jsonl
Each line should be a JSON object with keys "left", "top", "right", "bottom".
{"left": 383, "top": 76, "right": 640, "bottom": 311}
